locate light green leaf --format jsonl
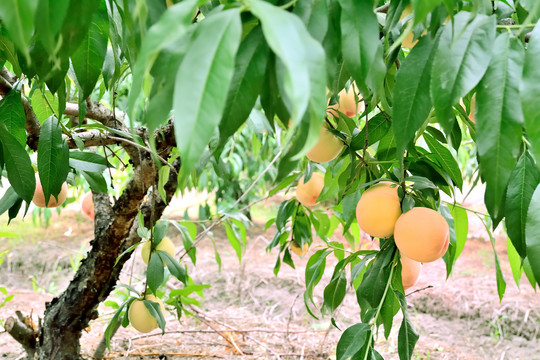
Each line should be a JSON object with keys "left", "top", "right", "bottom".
{"left": 525, "top": 184, "right": 540, "bottom": 283}
{"left": 126, "top": 0, "right": 199, "bottom": 127}
{"left": 0, "top": 0, "right": 37, "bottom": 62}
{"left": 173, "top": 8, "right": 242, "bottom": 176}
{"left": 522, "top": 22, "right": 540, "bottom": 170}
{"left": 506, "top": 236, "right": 522, "bottom": 288}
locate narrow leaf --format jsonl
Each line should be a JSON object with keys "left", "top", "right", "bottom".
{"left": 173, "top": 9, "right": 242, "bottom": 175}
{"left": 522, "top": 22, "right": 540, "bottom": 170}
{"left": 525, "top": 184, "right": 540, "bottom": 283}
{"left": 476, "top": 33, "right": 524, "bottom": 225}
{"left": 431, "top": 13, "right": 496, "bottom": 128}
{"left": 393, "top": 35, "right": 436, "bottom": 155}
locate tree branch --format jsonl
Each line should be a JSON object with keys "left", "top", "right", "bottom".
{"left": 5, "top": 315, "right": 37, "bottom": 359}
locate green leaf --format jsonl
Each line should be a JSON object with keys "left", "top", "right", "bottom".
{"left": 448, "top": 204, "right": 468, "bottom": 260}
{"left": 395, "top": 290, "right": 419, "bottom": 360}
{"left": 336, "top": 323, "right": 371, "bottom": 360}
{"left": 304, "top": 249, "right": 332, "bottom": 317}
{"left": 80, "top": 170, "right": 108, "bottom": 193}
{"left": 126, "top": 0, "right": 198, "bottom": 127}
{"left": 218, "top": 27, "right": 268, "bottom": 147}
{"left": 423, "top": 133, "right": 463, "bottom": 189}
{"left": 523, "top": 256, "right": 537, "bottom": 290}
{"left": 31, "top": 89, "right": 59, "bottom": 125}
{"left": 37, "top": 117, "right": 69, "bottom": 206}
{"left": 224, "top": 221, "right": 243, "bottom": 263}
{"left": 476, "top": 33, "right": 524, "bottom": 225}
{"left": 293, "top": 0, "right": 328, "bottom": 42}
{"left": 393, "top": 35, "right": 436, "bottom": 156}
{"left": 174, "top": 8, "right": 242, "bottom": 176}
{"left": 159, "top": 250, "right": 187, "bottom": 284}
{"left": 525, "top": 184, "right": 540, "bottom": 283}
{"left": 482, "top": 219, "right": 506, "bottom": 300}
{"left": 147, "top": 252, "right": 165, "bottom": 295}
{"left": 0, "top": 85, "right": 27, "bottom": 147}
{"left": 34, "top": 0, "right": 70, "bottom": 54}
{"left": 430, "top": 12, "right": 496, "bottom": 129}
{"left": 69, "top": 150, "right": 108, "bottom": 173}
{"left": 505, "top": 151, "right": 540, "bottom": 258}
{"left": 0, "top": 187, "right": 20, "bottom": 216}
{"left": 506, "top": 236, "right": 522, "bottom": 288}
{"left": 338, "top": 0, "right": 385, "bottom": 97}
{"left": 0, "top": 0, "right": 37, "bottom": 63}
{"left": 248, "top": 0, "right": 326, "bottom": 154}
{"left": 522, "top": 22, "right": 540, "bottom": 170}
{"left": 0, "top": 126, "right": 35, "bottom": 203}
{"left": 104, "top": 301, "right": 128, "bottom": 349}
{"left": 351, "top": 113, "right": 391, "bottom": 150}
{"left": 143, "top": 299, "right": 166, "bottom": 334}
{"left": 356, "top": 245, "right": 394, "bottom": 308}
{"left": 71, "top": 0, "right": 109, "bottom": 98}
{"left": 323, "top": 262, "right": 347, "bottom": 314}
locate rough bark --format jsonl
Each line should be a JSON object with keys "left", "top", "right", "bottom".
{"left": 1, "top": 65, "right": 180, "bottom": 359}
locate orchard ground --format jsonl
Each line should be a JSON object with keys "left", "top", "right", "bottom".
{"left": 0, "top": 186, "right": 539, "bottom": 360}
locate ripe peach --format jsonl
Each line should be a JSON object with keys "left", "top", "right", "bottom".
{"left": 128, "top": 294, "right": 165, "bottom": 333}
{"left": 306, "top": 124, "right": 344, "bottom": 163}
{"left": 356, "top": 182, "right": 402, "bottom": 238}
{"left": 400, "top": 254, "right": 422, "bottom": 290}
{"left": 394, "top": 207, "right": 449, "bottom": 263}
{"left": 81, "top": 192, "right": 94, "bottom": 220}
{"left": 32, "top": 174, "right": 68, "bottom": 208}
{"left": 290, "top": 241, "right": 309, "bottom": 256}
{"left": 295, "top": 173, "right": 325, "bottom": 207}
{"left": 327, "top": 86, "right": 364, "bottom": 118}
{"left": 141, "top": 237, "right": 176, "bottom": 265}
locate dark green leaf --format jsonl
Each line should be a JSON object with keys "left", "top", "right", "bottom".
{"left": 71, "top": 0, "right": 109, "bottom": 98}
{"left": 476, "top": 33, "right": 524, "bottom": 225}
{"left": 393, "top": 35, "right": 436, "bottom": 156}
{"left": 505, "top": 151, "right": 540, "bottom": 258}
{"left": 431, "top": 12, "right": 496, "bottom": 129}
{"left": 351, "top": 113, "right": 391, "bottom": 150}
{"left": 338, "top": 0, "right": 385, "bottom": 97}
{"left": 304, "top": 249, "right": 332, "bottom": 317}
{"left": 0, "top": 126, "right": 35, "bottom": 203}
{"left": 80, "top": 170, "right": 108, "bottom": 193}
{"left": 395, "top": 290, "right": 419, "bottom": 360}
{"left": 104, "top": 301, "right": 128, "bottom": 349}
{"left": 143, "top": 299, "right": 166, "bottom": 333}
{"left": 159, "top": 250, "right": 187, "bottom": 284}
{"left": 218, "top": 27, "right": 268, "bottom": 147}
{"left": 147, "top": 252, "right": 165, "bottom": 295}
{"left": 336, "top": 323, "right": 371, "bottom": 360}
{"left": 37, "top": 117, "right": 69, "bottom": 206}
{"left": 0, "top": 86, "right": 27, "bottom": 146}
{"left": 174, "top": 9, "right": 242, "bottom": 176}
{"left": 69, "top": 150, "right": 108, "bottom": 173}
{"left": 423, "top": 133, "right": 463, "bottom": 189}
{"left": 356, "top": 246, "right": 394, "bottom": 308}
{"left": 323, "top": 264, "right": 347, "bottom": 314}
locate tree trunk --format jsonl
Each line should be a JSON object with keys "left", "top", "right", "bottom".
{"left": 7, "top": 154, "right": 180, "bottom": 359}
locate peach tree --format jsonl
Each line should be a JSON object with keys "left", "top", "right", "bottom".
{"left": 0, "top": 0, "right": 539, "bottom": 359}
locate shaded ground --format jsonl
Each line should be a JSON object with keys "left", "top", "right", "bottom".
{"left": 0, "top": 189, "right": 539, "bottom": 360}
